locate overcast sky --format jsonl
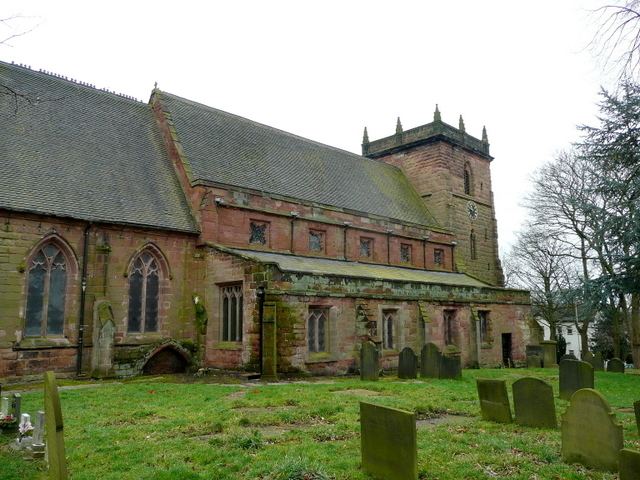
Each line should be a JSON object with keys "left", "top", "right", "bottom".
{"left": 3, "top": 1, "right": 614, "bottom": 253}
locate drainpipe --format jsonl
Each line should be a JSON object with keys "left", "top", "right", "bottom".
{"left": 386, "top": 229, "right": 393, "bottom": 264}
{"left": 343, "top": 222, "right": 351, "bottom": 260}
{"left": 76, "top": 223, "right": 91, "bottom": 376}
{"left": 474, "top": 308, "right": 482, "bottom": 367}
{"left": 256, "top": 285, "right": 266, "bottom": 376}
{"left": 451, "top": 241, "right": 457, "bottom": 272}
{"left": 422, "top": 235, "right": 429, "bottom": 270}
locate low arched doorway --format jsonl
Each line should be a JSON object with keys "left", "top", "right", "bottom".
{"left": 142, "top": 346, "right": 189, "bottom": 375}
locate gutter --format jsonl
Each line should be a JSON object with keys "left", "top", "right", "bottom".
{"left": 76, "top": 223, "right": 91, "bottom": 376}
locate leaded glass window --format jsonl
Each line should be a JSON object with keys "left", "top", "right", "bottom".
{"left": 434, "top": 249, "right": 444, "bottom": 266}
{"left": 309, "top": 230, "right": 324, "bottom": 252}
{"left": 128, "top": 252, "right": 160, "bottom": 333}
{"left": 249, "top": 222, "right": 267, "bottom": 245}
{"left": 25, "top": 243, "right": 68, "bottom": 336}
{"left": 400, "top": 244, "right": 411, "bottom": 263}
{"left": 307, "top": 307, "right": 328, "bottom": 353}
{"left": 222, "top": 284, "right": 243, "bottom": 342}
{"left": 382, "top": 310, "right": 395, "bottom": 349}
{"left": 359, "top": 238, "right": 373, "bottom": 258}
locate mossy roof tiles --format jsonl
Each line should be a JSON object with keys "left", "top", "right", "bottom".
{"left": 160, "top": 92, "right": 438, "bottom": 227}
{"left": 226, "top": 248, "right": 490, "bottom": 288}
{"left": 0, "top": 62, "right": 197, "bottom": 232}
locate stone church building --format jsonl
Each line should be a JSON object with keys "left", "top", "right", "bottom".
{"left": 0, "top": 61, "right": 531, "bottom": 380}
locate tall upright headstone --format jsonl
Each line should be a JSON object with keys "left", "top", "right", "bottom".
{"left": 477, "top": 379, "right": 512, "bottom": 423}
{"left": 561, "top": 388, "right": 623, "bottom": 472}
{"left": 607, "top": 357, "right": 625, "bottom": 373}
{"left": 360, "top": 341, "right": 379, "bottom": 381}
{"left": 512, "top": 377, "right": 557, "bottom": 429}
{"left": 559, "top": 359, "right": 594, "bottom": 400}
{"left": 44, "top": 371, "right": 68, "bottom": 480}
{"left": 440, "top": 352, "right": 462, "bottom": 379}
{"left": 398, "top": 347, "right": 417, "bottom": 379}
{"left": 619, "top": 449, "right": 640, "bottom": 480}
{"left": 420, "top": 343, "right": 441, "bottom": 378}
{"left": 540, "top": 340, "right": 558, "bottom": 368}
{"left": 360, "top": 402, "right": 417, "bottom": 480}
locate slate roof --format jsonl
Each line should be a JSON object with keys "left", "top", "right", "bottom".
{"left": 224, "top": 247, "right": 489, "bottom": 288}
{"left": 0, "top": 61, "right": 197, "bottom": 233}
{"left": 160, "top": 92, "right": 439, "bottom": 227}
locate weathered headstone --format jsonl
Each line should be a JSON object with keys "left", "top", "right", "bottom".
{"left": 91, "top": 300, "right": 116, "bottom": 378}
{"left": 512, "top": 377, "right": 557, "bottom": 429}
{"left": 477, "top": 379, "right": 512, "bottom": 423}
{"left": 420, "top": 342, "right": 441, "bottom": 378}
{"left": 559, "top": 359, "right": 594, "bottom": 400}
{"left": 526, "top": 355, "right": 542, "bottom": 368}
{"left": 619, "top": 449, "right": 640, "bottom": 480}
{"left": 560, "top": 354, "right": 577, "bottom": 362}
{"left": 360, "top": 341, "right": 379, "bottom": 381}
{"left": 440, "top": 352, "right": 462, "bottom": 379}
{"left": 12, "top": 393, "right": 21, "bottom": 421}
{"left": 398, "top": 347, "right": 417, "bottom": 379}
{"left": 44, "top": 371, "right": 68, "bottom": 479}
{"left": 607, "top": 357, "right": 625, "bottom": 373}
{"left": 592, "top": 352, "right": 605, "bottom": 371}
{"left": 582, "top": 350, "right": 593, "bottom": 362}
{"left": 634, "top": 400, "right": 640, "bottom": 435}
{"left": 0, "top": 396, "right": 8, "bottom": 418}
{"left": 540, "top": 340, "right": 558, "bottom": 368}
{"left": 30, "top": 411, "right": 45, "bottom": 459}
{"left": 561, "top": 388, "right": 623, "bottom": 472}
{"left": 526, "top": 344, "right": 544, "bottom": 359}
{"left": 360, "top": 402, "right": 417, "bottom": 480}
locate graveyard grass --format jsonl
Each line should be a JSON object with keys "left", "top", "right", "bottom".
{"left": 1, "top": 369, "right": 639, "bottom": 480}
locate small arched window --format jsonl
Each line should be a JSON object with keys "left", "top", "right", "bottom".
{"left": 25, "top": 242, "right": 70, "bottom": 336}
{"left": 464, "top": 164, "right": 472, "bottom": 195}
{"left": 470, "top": 230, "right": 477, "bottom": 260}
{"left": 128, "top": 250, "right": 161, "bottom": 333}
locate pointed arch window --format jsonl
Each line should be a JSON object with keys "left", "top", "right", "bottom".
{"left": 25, "top": 243, "right": 69, "bottom": 336}
{"left": 470, "top": 230, "right": 477, "bottom": 260}
{"left": 221, "top": 284, "right": 243, "bottom": 342}
{"left": 464, "top": 164, "right": 472, "bottom": 195}
{"left": 128, "top": 251, "right": 160, "bottom": 333}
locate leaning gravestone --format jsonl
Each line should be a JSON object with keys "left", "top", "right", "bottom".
{"left": 526, "top": 355, "right": 542, "bottom": 368}
{"left": 360, "top": 341, "right": 379, "bottom": 381}
{"left": 559, "top": 359, "right": 594, "bottom": 401}
{"left": 45, "top": 371, "right": 68, "bottom": 480}
{"left": 477, "top": 379, "right": 512, "bottom": 423}
{"left": 512, "top": 377, "right": 557, "bottom": 429}
{"left": 634, "top": 400, "right": 640, "bottom": 434}
{"left": 440, "top": 353, "right": 462, "bottom": 379}
{"left": 420, "top": 342, "right": 441, "bottom": 379}
{"left": 607, "top": 357, "right": 625, "bottom": 373}
{"left": 398, "top": 347, "right": 417, "bottom": 379}
{"left": 619, "top": 449, "right": 640, "bottom": 480}
{"left": 561, "top": 388, "right": 623, "bottom": 472}
{"left": 360, "top": 402, "right": 417, "bottom": 480}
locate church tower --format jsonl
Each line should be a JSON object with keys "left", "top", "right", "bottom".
{"left": 362, "top": 107, "right": 504, "bottom": 286}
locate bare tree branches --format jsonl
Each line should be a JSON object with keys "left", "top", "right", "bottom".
{"left": 592, "top": 2, "right": 640, "bottom": 79}
{"left": 0, "top": 14, "right": 38, "bottom": 47}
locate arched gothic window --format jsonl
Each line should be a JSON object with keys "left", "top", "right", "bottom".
{"left": 25, "top": 242, "right": 69, "bottom": 336}
{"left": 128, "top": 250, "right": 161, "bottom": 333}
{"left": 464, "top": 164, "right": 472, "bottom": 195}
{"left": 470, "top": 230, "right": 477, "bottom": 260}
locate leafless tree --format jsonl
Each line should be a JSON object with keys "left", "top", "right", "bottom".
{"left": 592, "top": 1, "right": 640, "bottom": 78}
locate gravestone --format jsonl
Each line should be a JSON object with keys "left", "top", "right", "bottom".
{"left": 0, "top": 396, "right": 8, "bottom": 418}
{"left": 12, "top": 393, "right": 21, "bottom": 421}
{"left": 592, "top": 352, "right": 605, "bottom": 371}
{"left": 360, "top": 402, "right": 417, "bottom": 480}
{"left": 634, "top": 400, "right": 640, "bottom": 434}
{"left": 619, "top": 449, "right": 640, "bottom": 480}
{"left": 477, "top": 379, "right": 512, "bottom": 423}
{"left": 420, "top": 343, "right": 441, "bottom": 378}
{"left": 561, "top": 388, "right": 623, "bottom": 472}
{"left": 45, "top": 371, "right": 68, "bottom": 480}
{"left": 607, "top": 357, "right": 625, "bottom": 373}
{"left": 540, "top": 340, "right": 558, "bottom": 368}
{"left": 526, "top": 344, "right": 544, "bottom": 359}
{"left": 560, "top": 354, "right": 577, "bottom": 362}
{"left": 526, "top": 355, "right": 542, "bottom": 368}
{"left": 360, "top": 341, "right": 379, "bottom": 381}
{"left": 440, "top": 352, "right": 462, "bottom": 379}
{"left": 398, "top": 347, "right": 417, "bottom": 379}
{"left": 512, "top": 377, "right": 557, "bottom": 428}
{"left": 582, "top": 351, "right": 593, "bottom": 363}
{"left": 91, "top": 300, "right": 116, "bottom": 378}
{"left": 559, "top": 359, "right": 594, "bottom": 400}
{"left": 30, "top": 411, "right": 45, "bottom": 459}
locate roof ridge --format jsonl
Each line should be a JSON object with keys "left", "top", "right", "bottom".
{"left": 160, "top": 90, "right": 404, "bottom": 172}
{"left": 0, "top": 59, "right": 144, "bottom": 104}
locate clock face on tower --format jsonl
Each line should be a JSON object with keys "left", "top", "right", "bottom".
{"left": 467, "top": 201, "right": 478, "bottom": 220}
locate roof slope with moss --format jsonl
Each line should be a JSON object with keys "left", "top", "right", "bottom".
{"left": 0, "top": 62, "right": 197, "bottom": 233}
{"left": 160, "top": 92, "right": 438, "bottom": 227}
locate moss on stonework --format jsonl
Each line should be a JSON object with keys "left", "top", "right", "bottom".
{"left": 266, "top": 295, "right": 303, "bottom": 374}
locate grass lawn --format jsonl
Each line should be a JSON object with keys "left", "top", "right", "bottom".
{"left": 1, "top": 369, "right": 639, "bottom": 479}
